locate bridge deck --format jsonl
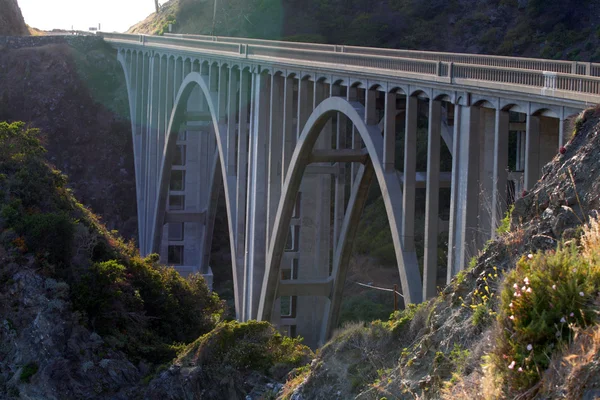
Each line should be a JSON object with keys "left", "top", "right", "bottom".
{"left": 102, "top": 32, "right": 600, "bottom": 106}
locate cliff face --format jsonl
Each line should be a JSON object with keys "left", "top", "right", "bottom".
{"left": 0, "top": 0, "right": 29, "bottom": 36}
{"left": 0, "top": 37, "right": 138, "bottom": 240}
{"left": 128, "top": 0, "right": 600, "bottom": 60}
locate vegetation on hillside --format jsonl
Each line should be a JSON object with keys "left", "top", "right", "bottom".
{"left": 130, "top": 0, "right": 600, "bottom": 60}
{"left": 0, "top": 121, "right": 223, "bottom": 364}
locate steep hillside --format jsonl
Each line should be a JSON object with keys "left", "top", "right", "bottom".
{"left": 0, "top": 122, "right": 311, "bottom": 399}
{"left": 280, "top": 108, "right": 600, "bottom": 399}
{"left": 0, "top": 37, "right": 137, "bottom": 240}
{"left": 0, "top": 0, "right": 28, "bottom": 36}
{"left": 128, "top": 0, "right": 600, "bottom": 60}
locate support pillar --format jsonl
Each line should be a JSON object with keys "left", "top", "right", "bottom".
{"left": 491, "top": 109, "right": 509, "bottom": 237}
{"left": 235, "top": 69, "right": 250, "bottom": 320}
{"left": 267, "top": 74, "right": 284, "bottom": 245}
{"left": 525, "top": 114, "right": 540, "bottom": 190}
{"left": 402, "top": 96, "right": 418, "bottom": 251}
{"left": 243, "top": 72, "right": 271, "bottom": 320}
{"left": 383, "top": 92, "right": 397, "bottom": 172}
{"left": 478, "top": 108, "right": 496, "bottom": 245}
{"left": 423, "top": 99, "right": 441, "bottom": 299}
{"left": 449, "top": 105, "right": 480, "bottom": 277}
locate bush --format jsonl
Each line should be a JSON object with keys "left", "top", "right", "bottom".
{"left": 0, "top": 121, "right": 224, "bottom": 365}
{"left": 492, "top": 242, "right": 600, "bottom": 393}
{"left": 179, "top": 321, "right": 312, "bottom": 379}
{"left": 20, "top": 362, "right": 38, "bottom": 383}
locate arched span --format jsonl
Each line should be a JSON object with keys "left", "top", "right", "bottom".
{"left": 258, "top": 96, "right": 423, "bottom": 325}
{"left": 150, "top": 71, "right": 241, "bottom": 317}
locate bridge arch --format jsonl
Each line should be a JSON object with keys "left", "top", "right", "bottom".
{"left": 150, "top": 71, "right": 241, "bottom": 316}
{"left": 258, "top": 96, "right": 423, "bottom": 342}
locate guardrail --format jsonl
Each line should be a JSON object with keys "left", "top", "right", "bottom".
{"left": 247, "top": 45, "right": 438, "bottom": 75}
{"left": 165, "top": 33, "right": 600, "bottom": 77}
{"left": 102, "top": 33, "right": 600, "bottom": 98}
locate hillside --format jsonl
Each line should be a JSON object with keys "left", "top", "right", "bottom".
{"left": 128, "top": 0, "right": 600, "bottom": 60}
{"left": 0, "top": 121, "right": 311, "bottom": 399}
{"left": 0, "top": 37, "right": 138, "bottom": 240}
{"left": 280, "top": 108, "right": 600, "bottom": 399}
{"left": 0, "top": 0, "right": 28, "bottom": 36}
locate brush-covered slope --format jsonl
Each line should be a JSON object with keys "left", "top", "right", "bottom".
{"left": 280, "top": 108, "right": 600, "bottom": 399}
{"left": 128, "top": 0, "right": 600, "bottom": 60}
{"left": 0, "top": 122, "right": 310, "bottom": 399}
{"left": 0, "top": 0, "right": 28, "bottom": 36}
{"left": 0, "top": 38, "right": 137, "bottom": 239}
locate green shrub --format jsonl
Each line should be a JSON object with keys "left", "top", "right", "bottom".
{"left": 20, "top": 362, "right": 39, "bottom": 383}
{"left": 496, "top": 205, "right": 514, "bottom": 236}
{"left": 0, "top": 121, "right": 224, "bottom": 365}
{"left": 492, "top": 245, "right": 600, "bottom": 393}
{"left": 179, "top": 321, "right": 312, "bottom": 379}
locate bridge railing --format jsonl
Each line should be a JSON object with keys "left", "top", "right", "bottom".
{"left": 166, "top": 33, "right": 336, "bottom": 52}
{"left": 247, "top": 45, "right": 438, "bottom": 75}
{"left": 452, "top": 64, "right": 600, "bottom": 95}
{"left": 104, "top": 33, "right": 600, "bottom": 97}
{"left": 165, "top": 33, "right": 600, "bottom": 77}
{"left": 102, "top": 32, "right": 241, "bottom": 54}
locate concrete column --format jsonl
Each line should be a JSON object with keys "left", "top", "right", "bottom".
{"left": 452, "top": 105, "right": 480, "bottom": 275}
{"left": 235, "top": 69, "right": 250, "bottom": 319}
{"left": 146, "top": 54, "right": 161, "bottom": 254}
{"left": 402, "top": 95, "right": 418, "bottom": 251}
{"left": 525, "top": 114, "right": 540, "bottom": 190}
{"left": 218, "top": 65, "right": 228, "bottom": 122}
{"left": 491, "top": 109, "right": 509, "bottom": 237}
{"left": 333, "top": 108, "right": 347, "bottom": 252}
{"left": 282, "top": 76, "right": 295, "bottom": 183}
{"left": 559, "top": 118, "right": 566, "bottom": 148}
{"left": 348, "top": 86, "right": 361, "bottom": 185}
{"left": 423, "top": 99, "right": 442, "bottom": 299}
{"left": 365, "top": 88, "right": 378, "bottom": 125}
{"left": 446, "top": 103, "right": 461, "bottom": 283}
{"left": 165, "top": 57, "right": 175, "bottom": 136}
{"left": 157, "top": 56, "right": 166, "bottom": 170}
{"left": 478, "top": 108, "right": 496, "bottom": 245}
{"left": 244, "top": 72, "right": 271, "bottom": 320}
{"left": 267, "top": 74, "right": 284, "bottom": 246}
{"left": 297, "top": 77, "right": 312, "bottom": 137}
{"left": 174, "top": 58, "right": 183, "bottom": 98}
{"left": 295, "top": 78, "right": 332, "bottom": 347}
{"left": 183, "top": 58, "right": 191, "bottom": 76}
{"left": 383, "top": 92, "right": 397, "bottom": 172}
{"left": 226, "top": 68, "right": 239, "bottom": 176}
{"left": 139, "top": 53, "right": 150, "bottom": 252}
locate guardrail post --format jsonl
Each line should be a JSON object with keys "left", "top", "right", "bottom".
{"left": 543, "top": 71, "right": 557, "bottom": 91}
{"left": 449, "top": 62, "right": 454, "bottom": 83}
{"left": 436, "top": 61, "right": 442, "bottom": 76}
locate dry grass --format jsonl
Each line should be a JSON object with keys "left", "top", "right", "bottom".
{"left": 538, "top": 325, "right": 600, "bottom": 399}
{"left": 27, "top": 26, "right": 45, "bottom": 36}
{"left": 582, "top": 215, "right": 600, "bottom": 262}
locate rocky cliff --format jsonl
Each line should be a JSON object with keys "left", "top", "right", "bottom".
{"left": 0, "top": 0, "right": 29, "bottom": 36}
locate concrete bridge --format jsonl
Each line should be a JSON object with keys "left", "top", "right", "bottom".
{"left": 103, "top": 32, "right": 600, "bottom": 347}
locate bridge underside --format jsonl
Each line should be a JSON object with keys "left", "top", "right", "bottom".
{"left": 114, "top": 37, "right": 586, "bottom": 348}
